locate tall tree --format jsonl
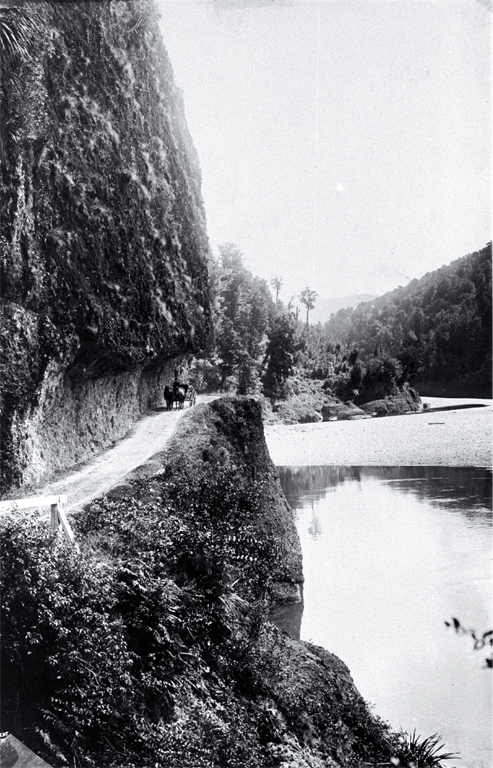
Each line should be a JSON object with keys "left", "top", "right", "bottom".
{"left": 270, "top": 276, "right": 283, "bottom": 305}
{"left": 207, "top": 244, "right": 275, "bottom": 392}
{"left": 299, "top": 287, "right": 318, "bottom": 327}
{"left": 262, "top": 314, "right": 296, "bottom": 398}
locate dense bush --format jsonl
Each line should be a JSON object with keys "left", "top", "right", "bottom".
{"left": 192, "top": 244, "right": 274, "bottom": 394}
{"left": 2, "top": 457, "right": 446, "bottom": 767}
{"left": 0, "top": 465, "right": 281, "bottom": 767}
{"left": 272, "top": 375, "right": 328, "bottom": 424}
{"left": 324, "top": 244, "right": 492, "bottom": 397}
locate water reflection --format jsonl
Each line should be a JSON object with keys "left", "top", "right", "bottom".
{"left": 281, "top": 465, "right": 492, "bottom": 524}
{"left": 277, "top": 466, "right": 492, "bottom": 768}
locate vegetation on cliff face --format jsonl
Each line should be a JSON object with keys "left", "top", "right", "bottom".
{"left": 164, "top": 397, "right": 303, "bottom": 598}
{"left": 1, "top": 399, "right": 398, "bottom": 768}
{"left": 0, "top": 1, "right": 211, "bottom": 492}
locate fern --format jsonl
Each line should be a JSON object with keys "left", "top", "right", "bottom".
{"left": 0, "top": 7, "right": 40, "bottom": 58}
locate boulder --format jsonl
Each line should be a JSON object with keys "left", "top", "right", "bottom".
{"left": 321, "top": 401, "right": 366, "bottom": 421}
{"left": 361, "top": 388, "right": 422, "bottom": 416}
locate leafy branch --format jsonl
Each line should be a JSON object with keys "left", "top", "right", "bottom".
{"left": 445, "top": 617, "right": 493, "bottom": 668}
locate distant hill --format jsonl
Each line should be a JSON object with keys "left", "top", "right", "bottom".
{"left": 310, "top": 294, "right": 378, "bottom": 325}
{"left": 324, "top": 244, "right": 492, "bottom": 398}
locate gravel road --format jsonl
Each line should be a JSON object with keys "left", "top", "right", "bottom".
{"left": 30, "top": 395, "right": 218, "bottom": 511}
{"left": 5, "top": 396, "right": 491, "bottom": 518}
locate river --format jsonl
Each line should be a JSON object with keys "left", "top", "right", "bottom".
{"left": 278, "top": 465, "right": 492, "bottom": 768}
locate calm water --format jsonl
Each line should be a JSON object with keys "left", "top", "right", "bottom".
{"left": 278, "top": 466, "right": 492, "bottom": 768}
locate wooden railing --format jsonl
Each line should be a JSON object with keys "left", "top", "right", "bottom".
{"left": 0, "top": 494, "right": 79, "bottom": 551}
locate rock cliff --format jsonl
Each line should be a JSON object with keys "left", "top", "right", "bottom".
{"left": 162, "top": 397, "right": 304, "bottom": 602}
{"left": 0, "top": 1, "right": 210, "bottom": 493}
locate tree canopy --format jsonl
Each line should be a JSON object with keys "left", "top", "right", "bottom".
{"left": 323, "top": 244, "right": 492, "bottom": 397}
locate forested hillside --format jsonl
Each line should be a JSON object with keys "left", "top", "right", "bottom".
{"left": 324, "top": 244, "right": 492, "bottom": 398}
{"left": 190, "top": 244, "right": 424, "bottom": 421}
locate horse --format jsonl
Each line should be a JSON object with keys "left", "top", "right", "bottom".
{"left": 164, "top": 385, "right": 174, "bottom": 411}
{"left": 187, "top": 385, "right": 196, "bottom": 408}
{"left": 173, "top": 381, "right": 188, "bottom": 410}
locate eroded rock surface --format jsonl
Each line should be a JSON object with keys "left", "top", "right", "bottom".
{"left": 360, "top": 387, "right": 422, "bottom": 416}
{"left": 0, "top": 1, "right": 210, "bottom": 493}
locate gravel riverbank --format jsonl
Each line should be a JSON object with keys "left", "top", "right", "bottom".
{"left": 265, "top": 397, "right": 493, "bottom": 468}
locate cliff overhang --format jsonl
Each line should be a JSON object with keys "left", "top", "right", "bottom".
{"left": 0, "top": 1, "right": 211, "bottom": 493}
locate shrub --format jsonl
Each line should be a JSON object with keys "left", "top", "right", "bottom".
{"left": 0, "top": 517, "right": 135, "bottom": 765}
{"left": 0, "top": 464, "right": 280, "bottom": 766}
{"left": 389, "top": 730, "right": 458, "bottom": 768}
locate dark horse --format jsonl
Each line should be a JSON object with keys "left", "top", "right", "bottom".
{"left": 173, "top": 381, "right": 188, "bottom": 409}
{"left": 164, "top": 385, "right": 174, "bottom": 411}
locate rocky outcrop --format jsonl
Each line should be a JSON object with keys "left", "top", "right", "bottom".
{"left": 360, "top": 387, "right": 422, "bottom": 416}
{"left": 321, "top": 400, "right": 366, "bottom": 420}
{"left": 100, "top": 397, "right": 394, "bottom": 766}
{"left": 0, "top": 2, "right": 210, "bottom": 493}
{"left": 159, "top": 397, "right": 304, "bottom": 602}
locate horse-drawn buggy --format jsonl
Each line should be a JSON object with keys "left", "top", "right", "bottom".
{"left": 164, "top": 382, "right": 196, "bottom": 410}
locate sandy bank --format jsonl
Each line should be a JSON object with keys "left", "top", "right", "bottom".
{"left": 265, "top": 397, "right": 493, "bottom": 468}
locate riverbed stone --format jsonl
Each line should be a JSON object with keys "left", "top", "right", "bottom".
{"left": 361, "top": 389, "right": 422, "bottom": 416}
{"left": 321, "top": 401, "right": 366, "bottom": 420}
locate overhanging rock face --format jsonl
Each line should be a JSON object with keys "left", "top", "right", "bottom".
{"left": 0, "top": 1, "right": 211, "bottom": 493}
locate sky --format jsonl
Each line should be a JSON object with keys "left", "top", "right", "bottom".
{"left": 156, "top": 0, "right": 491, "bottom": 305}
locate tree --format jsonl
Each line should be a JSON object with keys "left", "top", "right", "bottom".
{"left": 397, "top": 331, "right": 424, "bottom": 384}
{"left": 299, "top": 287, "right": 318, "bottom": 327}
{"left": 262, "top": 314, "right": 296, "bottom": 398}
{"left": 270, "top": 276, "right": 283, "bottom": 305}
{"left": 198, "top": 244, "right": 275, "bottom": 393}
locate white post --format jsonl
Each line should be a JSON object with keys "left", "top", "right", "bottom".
{"left": 1, "top": 494, "right": 78, "bottom": 551}
{"left": 56, "top": 498, "right": 80, "bottom": 552}
{"left": 50, "top": 502, "right": 58, "bottom": 531}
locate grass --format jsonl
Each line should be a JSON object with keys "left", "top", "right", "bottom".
{"left": 391, "top": 729, "right": 459, "bottom": 768}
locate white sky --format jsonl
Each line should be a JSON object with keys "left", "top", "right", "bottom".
{"left": 156, "top": 0, "right": 491, "bottom": 302}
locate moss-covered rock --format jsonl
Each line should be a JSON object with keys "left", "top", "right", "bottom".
{"left": 162, "top": 397, "right": 304, "bottom": 601}
{"left": 321, "top": 401, "right": 366, "bottom": 421}
{"left": 360, "top": 388, "right": 422, "bottom": 416}
{"left": 0, "top": 1, "right": 211, "bottom": 492}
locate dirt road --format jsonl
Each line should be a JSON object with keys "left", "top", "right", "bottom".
{"left": 32, "top": 395, "right": 217, "bottom": 512}
{"left": 5, "top": 395, "right": 491, "bottom": 517}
